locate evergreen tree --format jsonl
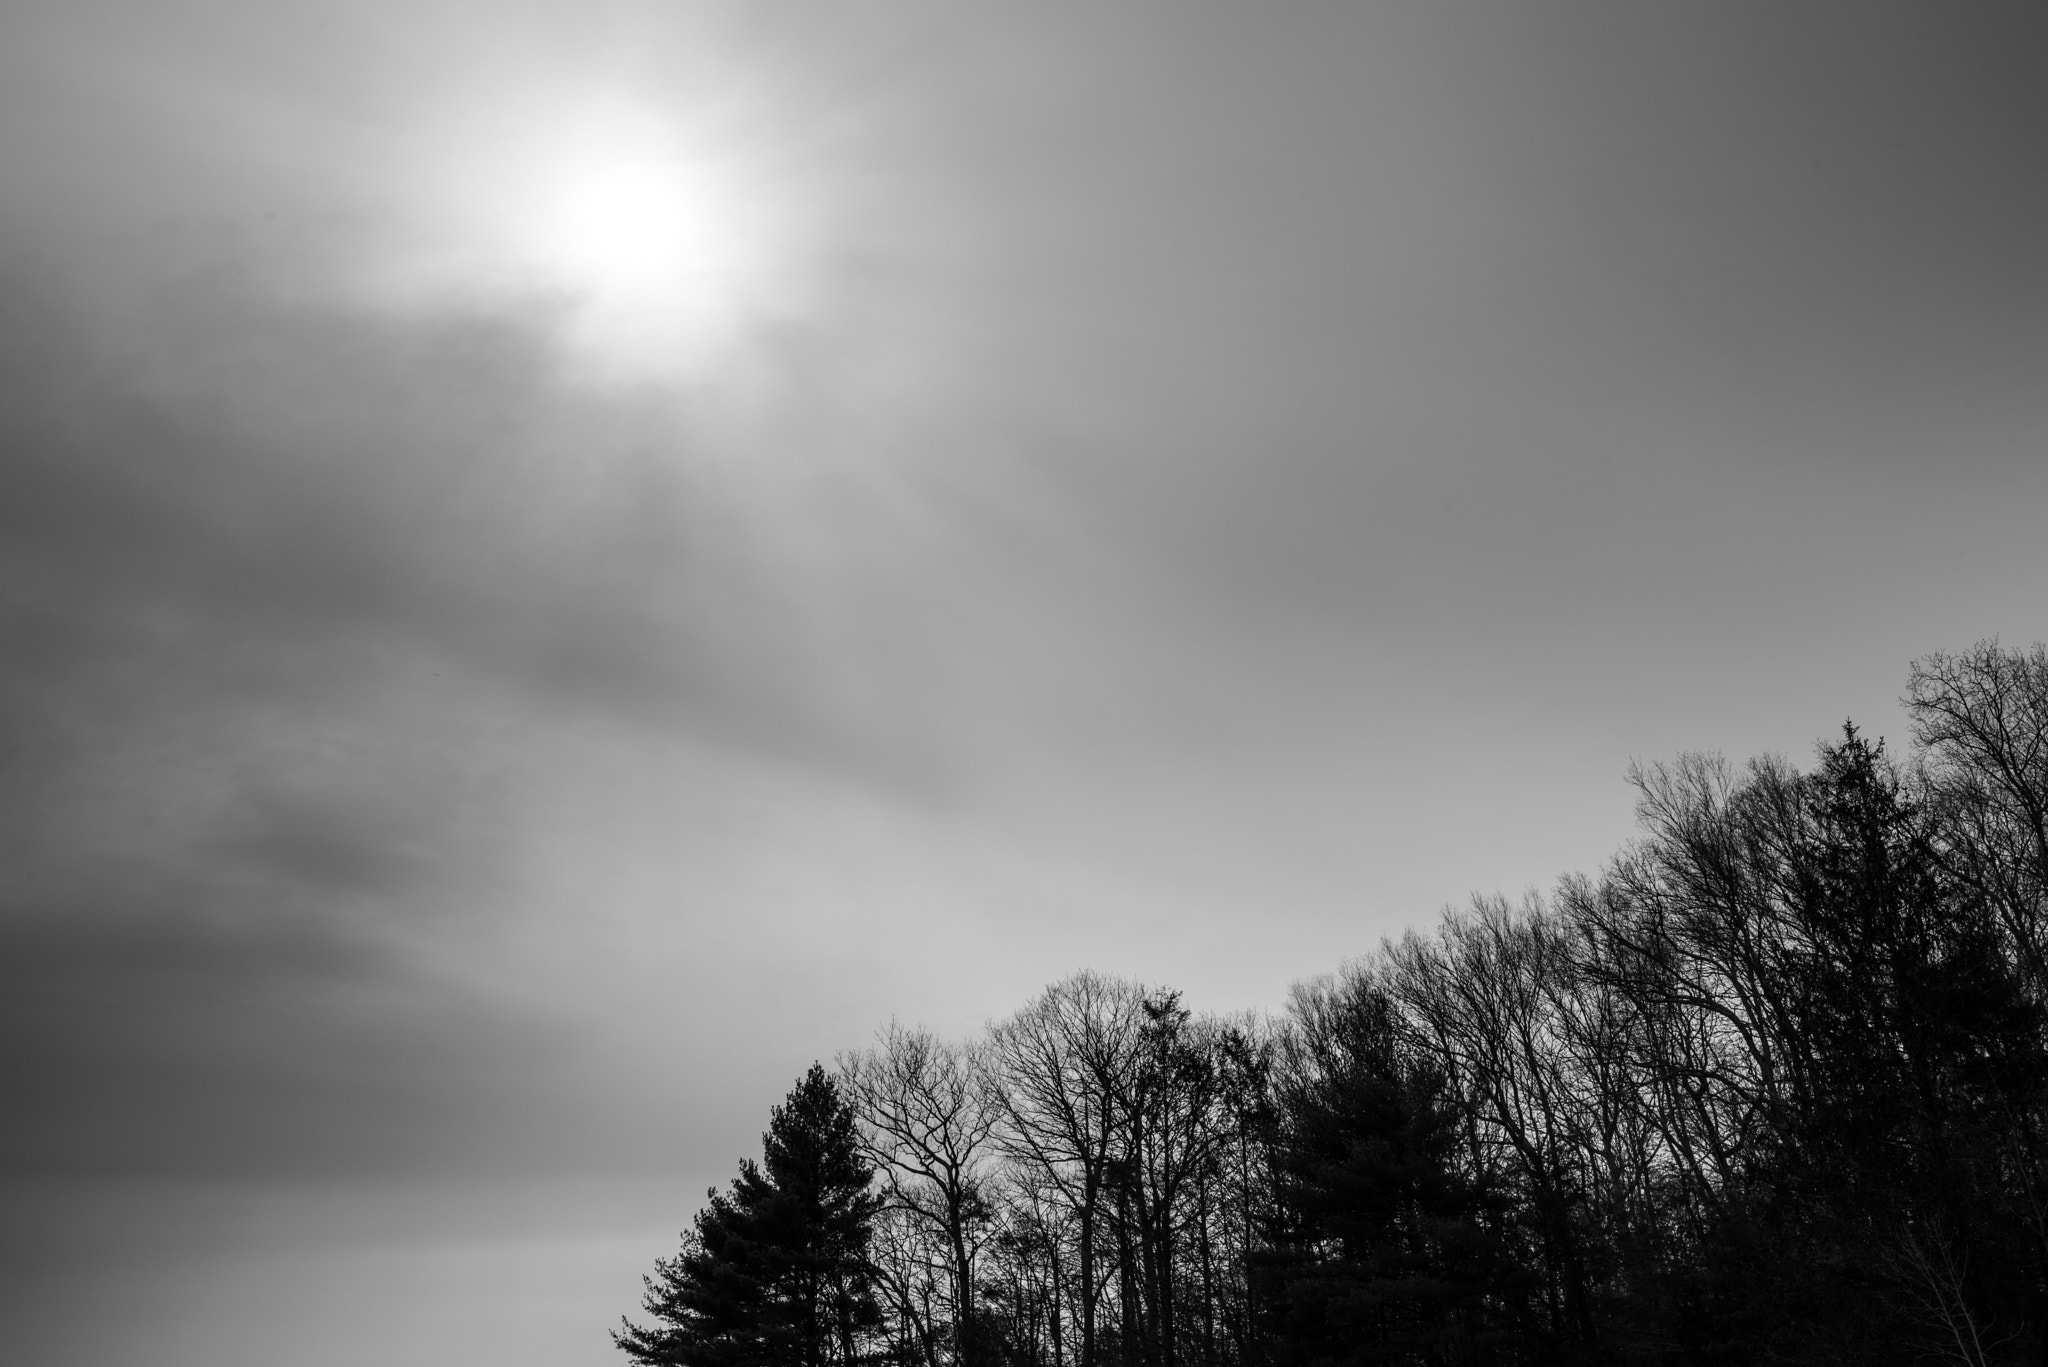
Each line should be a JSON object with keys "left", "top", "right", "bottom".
{"left": 1782, "top": 727, "right": 2046, "bottom": 1361}
{"left": 619, "top": 1065, "right": 887, "bottom": 1367}
{"left": 1259, "top": 977, "right": 1528, "bottom": 1367}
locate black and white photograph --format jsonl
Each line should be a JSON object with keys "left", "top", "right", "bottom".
{"left": 4, "top": 4, "right": 2047, "bottom": 1364}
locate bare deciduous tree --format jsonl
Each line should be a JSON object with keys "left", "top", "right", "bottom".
{"left": 842, "top": 1023, "right": 1002, "bottom": 1367}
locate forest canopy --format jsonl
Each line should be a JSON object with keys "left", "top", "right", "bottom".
{"left": 621, "top": 640, "right": 2048, "bottom": 1367}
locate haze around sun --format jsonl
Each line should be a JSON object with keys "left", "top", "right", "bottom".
{"left": 372, "top": 87, "right": 819, "bottom": 385}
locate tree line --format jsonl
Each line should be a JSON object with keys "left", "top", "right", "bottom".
{"left": 619, "top": 640, "right": 2048, "bottom": 1366}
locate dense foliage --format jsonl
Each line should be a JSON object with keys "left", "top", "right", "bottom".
{"left": 624, "top": 640, "right": 2048, "bottom": 1366}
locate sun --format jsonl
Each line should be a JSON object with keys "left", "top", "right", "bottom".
{"left": 521, "top": 112, "right": 764, "bottom": 304}
{"left": 384, "top": 92, "right": 808, "bottom": 385}
{"left": 509, "top": 105, "right": 793, "bottom": 380}
{"left": 544, "top": 147, "right": 721, "bottom": 297}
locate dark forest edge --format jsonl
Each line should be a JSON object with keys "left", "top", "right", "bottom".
{"left": 619, "top": 640, "right": 2048, "bottom": 1367}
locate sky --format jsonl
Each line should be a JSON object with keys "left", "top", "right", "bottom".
{"left": 3, "top": 3, "right": 2046, "bottom": 1363}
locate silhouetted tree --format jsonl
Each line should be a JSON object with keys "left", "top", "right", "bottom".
{"left": 842, "top": 1023, "right": 1003, "bottom": 1367}
{"left": 1260, "top": 971, "right": 1530, "bottom": 1366}
{"left": 989, "top": 972, "right": 1150, "bottom": 1367}
{"left": 619, "top": 1065, "right": 886, "bottom": 1367}
{"left": 1909, "top": 641, "right": 2048, "bottom": 991}
{"left": 628, "top": 640, "right": 2048, "bottom": 1367}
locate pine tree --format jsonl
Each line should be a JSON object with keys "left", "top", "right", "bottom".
{"left": 619, "top": 1065, "right": 887, "bottom": 1367}
{"left": 1259, "top": 978, "right": 1529, "bottom": 1367}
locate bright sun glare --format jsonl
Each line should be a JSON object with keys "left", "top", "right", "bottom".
{"left": 527, "top": 121, "right": 755, "bottom": 301}
{"left": 391, "top": 94, "right": 806, "bottom": 385}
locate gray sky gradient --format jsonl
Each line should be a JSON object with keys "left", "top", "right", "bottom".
{"left": 4, "top": 3, "right": 2047, "bottom": 1363}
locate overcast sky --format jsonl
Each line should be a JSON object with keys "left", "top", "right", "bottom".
{"left": 4, "top": 3, "right": 2046, "bottom": 1364}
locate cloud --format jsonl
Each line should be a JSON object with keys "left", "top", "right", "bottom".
{"left": 0, "top": 246, "right": 949, "bottom": 1190}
